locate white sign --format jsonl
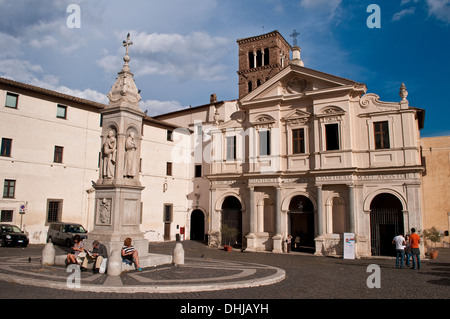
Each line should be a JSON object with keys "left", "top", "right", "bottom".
{"left": 343, "top": 232, "right": 356, "bottom": 259}
{"left": 19, "top": 204, "right": 26, "bottom": 214}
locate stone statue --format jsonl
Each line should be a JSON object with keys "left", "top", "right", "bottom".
{"left": 102, "top": 130, "right": 116, "bottom": 179}
{"left": 124, "top": 131, "right": 137, "bottom": 178}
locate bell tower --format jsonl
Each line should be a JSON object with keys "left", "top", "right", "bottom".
{"left": 237, "top": 30, "right": 292, "bottom": 99}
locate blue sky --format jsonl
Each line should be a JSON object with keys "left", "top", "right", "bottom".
{"left": 0, "top": 0, "right": 449, "bottom": 137}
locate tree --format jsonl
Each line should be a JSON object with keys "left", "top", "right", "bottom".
{"left": 423, "top": 226, "right": 442, "bottom": 252}
{"left": 221, "top": 223, "right": 239, "bottom": 247}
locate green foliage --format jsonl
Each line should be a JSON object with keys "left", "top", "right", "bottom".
{"left": 221, "top": 223, "right": 239, "bottom": 246}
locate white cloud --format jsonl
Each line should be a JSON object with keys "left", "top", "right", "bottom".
{"left": 0, "top": 57, "right": 108, "bottom": 105}
{"left": 300, "top": 0, "right": 342, "bottom": 16}
{"left": 98, "top": 31, "right": 231, "bottom": 82}
{"left": 426, "top": 0, "right": 450, "bottom": 23}
{"left": 392, "top": 7, "right": 416, "bottom": 21}
{"left": 0, "top": 32, "right": 22, "bottom": 59}
{"left": 0, "top": 59, "right": 44, "bottom": 83}
{"left": 140, "top": 99, "right": 186, "bottom": 117}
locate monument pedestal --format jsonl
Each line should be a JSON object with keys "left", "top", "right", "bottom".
{"left": 89, "top": 184, "right": 147, "bottom": 258}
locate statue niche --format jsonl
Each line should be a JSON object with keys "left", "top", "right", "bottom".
{"left": 102, "top": 130, "right": 117, "bottom": 179}
{"left": 124, "top": 130, "right": 138, "bottom": 178}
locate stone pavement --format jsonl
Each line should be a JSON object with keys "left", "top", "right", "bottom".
{"left": 0, "top": 240, "right": 449, "bottom": 301}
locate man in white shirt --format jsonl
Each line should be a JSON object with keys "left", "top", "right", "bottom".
{"left": 392, "top": 234, "right": 406, "bottom": 269}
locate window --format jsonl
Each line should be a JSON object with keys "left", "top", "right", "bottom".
{"left": 1, "top": 210, "right": 13, "bottom": 222}
{"left": 325, "top": 123, "right": 340, "bottom": 151}
{"left": 248, "top": 81, "right": 253, "bottom": 93}
{"left": 259, "top": 130, "right": 271, "bottom": 156}
{"left": 56, "top": 104, "right": 67, "bottom": 119}
{"left": 195, "top": 165, "right": 202, "bottom": 178}
{"left": 292, "top": 128, "right": 305, "bottom": 154}
{"left": 167, "top": 130, "right": 173, "bottom": 141}
{"left": 163, "top": 204, "right": 173, "bottom": 223}
{"left": 1, "top": 138, "right": 12, "bottom": 157}
{"left": 54, "top": 146, "right": 64, "bottom": 163}
{"left": 226, "top": 136, "right": 236, "bottom": 160}
{"left": 374, "top": 121, "right": 390, "bottom": 149}
{"left": 5, "top": 93, "right": 18, "bottom": 108}
{"left": 248, "top": 52, "right": 254, "bottom": 68}
{"left": 256, "top": 49, "right": 263, "bottom": 67}
{"left": 264, "top": 48, "right": 270, "bottom": 65}
{"left": 3, "top": 179, "right": 16, "bottom": 198}
{"left": 47, "top": 200, "right": 62, "bottom": 223}
{"left": 166, "top": 162, "right": 172, "bottom": 176}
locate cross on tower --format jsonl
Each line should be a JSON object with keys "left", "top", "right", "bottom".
{"left": 290, "top": 29, "right": 300, "bottom": 46}
{"left": 123, "top": 33, "right": 133, "bottom": 57}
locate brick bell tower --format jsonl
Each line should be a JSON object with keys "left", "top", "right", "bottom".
{"left": 237, "top": 30, "right": 292, "bottom": 99}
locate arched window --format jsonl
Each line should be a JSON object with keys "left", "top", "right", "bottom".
{"left": 248, "top": 51, "right": 254, "bottom": 68}
{"left": 264, "top": 48, "right": 269, "bottom": 65}
{"left": 256, "top": 49, "right": 263, "bottom": 67}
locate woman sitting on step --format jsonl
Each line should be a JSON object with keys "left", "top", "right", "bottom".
{"left": 121, "top": 237, "right": 142, "bottom": 271}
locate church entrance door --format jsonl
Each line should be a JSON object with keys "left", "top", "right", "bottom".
{"left": 288, "top": 195, "right": 315, "bottom": 253}
{"left": 221, "top": 196, "right": 242, "bottom": 247}
{"left": 370, "top": 193, "right": 404, "bottom": 256}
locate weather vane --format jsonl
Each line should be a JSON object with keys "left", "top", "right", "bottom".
{"left": 290, "top": 29, "right": 299, "bottom": 46}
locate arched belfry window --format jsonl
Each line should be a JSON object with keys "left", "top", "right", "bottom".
{"left": 256, "top": 50, "right": 263, "bottom": 67}
{"left": 248, "top": 52, "right": 254, "bottom": 68}
{"left": 264, "top": 48, "right": 269, "bottom": 65}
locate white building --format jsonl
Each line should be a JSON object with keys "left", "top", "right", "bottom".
{"left": 0, "top": 31, "right": 426, "bottom": 257}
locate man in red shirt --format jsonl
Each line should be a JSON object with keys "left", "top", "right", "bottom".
{"left": 409, "top": 228, "right": 421, "bottom": 269}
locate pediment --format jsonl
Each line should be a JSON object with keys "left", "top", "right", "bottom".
{"left": 282, "top": 109, "right": 311, "bottom": 124}
{"left": 250, "top": 114, "right": 276, "bottom": 127}
{"left": 241, "top": 64, "right": 363, "bottom": 103}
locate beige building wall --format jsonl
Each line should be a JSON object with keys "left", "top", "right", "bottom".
{"left": 420, "top": 136, "right": 450, "bottom": 246}
{"left": 0, "top": 82, "right": 102, "bottom": 243}
{"left": 0, "top": 79, "right": 194, "bottom": 244}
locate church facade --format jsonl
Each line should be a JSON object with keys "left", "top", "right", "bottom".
{"left": 0, "top": 30, "right": 426, "bottom": 257}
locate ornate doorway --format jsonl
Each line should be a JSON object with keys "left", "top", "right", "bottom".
{"left": 289, "top": 195, "right": 315, "bottom": 253}
{"left": 221, "top": 196, "right": 242, "bottom": 247}
{"left": 370, "top": 193, "right": 404, "bottom": 256}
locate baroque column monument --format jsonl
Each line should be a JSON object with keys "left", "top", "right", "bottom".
{"left": 89, "top": 33, "right": 148, "bottom": 258}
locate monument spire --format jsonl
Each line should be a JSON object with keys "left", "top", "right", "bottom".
{"left": 107, "top": 33, "right": 142, "bottom": 109}
{"left": 122, "top": 33, "right": 133, "bottom": 71}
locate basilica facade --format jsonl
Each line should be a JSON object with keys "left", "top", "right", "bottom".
{"left": 0, "top": 31, "right": 426, "bottom": 257}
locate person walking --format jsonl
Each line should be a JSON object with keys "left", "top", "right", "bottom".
{"left": 409, "top": 228, "right": 421, "bottom": 269}
{"left": 392, "top": 233, "right": 406, "bottom": 269}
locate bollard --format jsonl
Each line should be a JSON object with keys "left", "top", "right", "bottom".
{"left": 107, "top": 250, "right": 122, "bottom": 276}
{"left": 173, "top": 242, "right": 184, "bottom": 265}
{"left": 42, "top": 241, "right": 55, "bottom": 266}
